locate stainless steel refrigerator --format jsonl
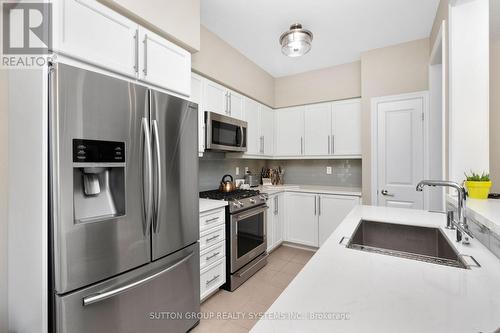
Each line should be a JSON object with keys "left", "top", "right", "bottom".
{"left": 49, "top": 63, "right": 200, "bottom": 333}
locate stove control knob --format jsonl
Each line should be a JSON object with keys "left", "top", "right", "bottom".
{"left": 232, "top": 202, "right": 240, "bottom": 208}
{"left": 249, "top": 198, "right": 256, "bottom": 204}
{"left": 237, "top": 200, "right": 244, "bottom": 207}
{"left": 259, "top": 195, "right": 267, "bottom": 201}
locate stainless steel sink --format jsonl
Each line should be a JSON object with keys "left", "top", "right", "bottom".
{"left": 345, "top": 220, "right": 469, "bottom": 269}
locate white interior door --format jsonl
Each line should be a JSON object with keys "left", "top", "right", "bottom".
{"left": 376, "top": 97, "right": 425, "bottom": 209}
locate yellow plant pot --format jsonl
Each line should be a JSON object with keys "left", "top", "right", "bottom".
{"left": 465, "top": 181, "right": 492, "bottom": 199}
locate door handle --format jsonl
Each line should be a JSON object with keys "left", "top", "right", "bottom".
{"left": 318, "top": 196, "right": 321, "bottom": 216}
{"left": 331, "top": 135, "right": 335, "bottom": 155}
{"left": 141, "top": 117, "right": 153, "bottom": 235}
{"left": 381, "top": 189, "right": 394, "bottom": 197}
{"left": 314, "top": 196, "right": 317, "bottom": 215}
{"left": 328, "top": 135, "right": 331, "bottom": 155}
{"left": 152, "top": 120, "right": 162, "bottom": 233}
{"left": 83, "top": 252, "right": 194, "bottom": 306}
{"left": 134, "top": 29, "right": 139, "bottom": 73}
{"left": 143, "top": 34, "right": 148, "bottom": 76}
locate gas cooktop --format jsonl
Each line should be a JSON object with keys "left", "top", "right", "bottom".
{"left": 199, "top": 189, "right": 260, "bottom": 201}
{"left": 199, "top": 189, "right": 268, "bottom": 213}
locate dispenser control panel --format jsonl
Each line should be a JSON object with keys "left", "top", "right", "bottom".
{"left": 73, "top": 139, "right": 125, "bottom": 163}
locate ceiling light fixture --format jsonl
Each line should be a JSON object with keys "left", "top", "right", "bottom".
{"left": 279, "top": 23, "right": 313, "bottom": 57}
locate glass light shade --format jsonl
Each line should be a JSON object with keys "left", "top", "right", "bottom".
{"left": 279, "top": 24, "right": 313, "bottom": 57}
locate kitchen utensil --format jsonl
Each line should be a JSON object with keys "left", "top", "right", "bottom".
{"left": 219, "top": 174, "right": 236, "bottom": 192}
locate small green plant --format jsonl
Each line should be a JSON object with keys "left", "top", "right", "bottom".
{"left": 464, "top": 170, "right": 490, "bottom": 182}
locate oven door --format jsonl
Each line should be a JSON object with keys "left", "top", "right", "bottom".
{"left": 230, "top": 205, "right": 268, "bottom": 273}
{"left": 205, "top": 112, "right": 247, "bottom": 152}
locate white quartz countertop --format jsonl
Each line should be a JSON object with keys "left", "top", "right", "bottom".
{"left": 447, "top": 194, "right": 500, "bottom": 236}
{"left": 251, "top": 205, "right": 500, "bottom": 333}
{"left": 258, "top": 184, "right": 362, "bottom": 197}
{"left": 199, "top": 198, "right": 228, "bottom": 213}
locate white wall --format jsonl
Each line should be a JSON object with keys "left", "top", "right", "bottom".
{"left": 448, "top": 0, "right": 490, "bottom": 183}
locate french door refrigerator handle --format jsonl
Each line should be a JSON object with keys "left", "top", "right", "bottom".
{"left": 141, "top": 117, "right": 153, "bottom": 235}
{"left": 82, "top": 252, "right": 195, "bottom": 306}
{"left": 152, "top": 120, "right": 162, "bottom": 233}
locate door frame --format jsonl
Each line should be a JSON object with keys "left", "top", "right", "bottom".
{"left": 370, "top": 91, "right": 430, "bottom": 208}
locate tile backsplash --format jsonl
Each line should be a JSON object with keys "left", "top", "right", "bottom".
{"left": 198, "top": 152, "right": 266, "bottom": 191}
{"left": 199, "top": 153, "right": 362, "bottom": 191}
{"left": 267, "top": 159, "right": 362, "bottom": 188}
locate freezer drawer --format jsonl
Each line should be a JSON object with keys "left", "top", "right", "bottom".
{"left": 55, "top": 243, "right": 200, "bottom": 333}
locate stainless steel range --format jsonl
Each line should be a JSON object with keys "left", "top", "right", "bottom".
{"left": 199, "top": 189, "right": 269, "bottom": 291}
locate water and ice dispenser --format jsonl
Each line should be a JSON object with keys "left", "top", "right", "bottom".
{"left": 72, "top": 139, "right": 126, "bottom": 223}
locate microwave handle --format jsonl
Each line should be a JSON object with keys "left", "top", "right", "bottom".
{"left": 239, "top": 126, "right": 244, "bottom": 147}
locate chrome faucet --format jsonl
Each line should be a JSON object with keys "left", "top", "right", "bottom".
{"left": 416, "top": 180, "right": 473, "bottom": 244}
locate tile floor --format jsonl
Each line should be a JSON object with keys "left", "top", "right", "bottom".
{"left": 192, "top": 245, "right": 315, "bottom": 333}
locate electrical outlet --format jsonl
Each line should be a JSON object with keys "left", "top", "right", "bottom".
{"left": 245, "top": 167, "right": 249, "bottom": 173}
{"left": 326, "top": 166, "right": 332, "bottom": 175}
{"left": 235, "top": 167, "right": 240, "bottom": 175}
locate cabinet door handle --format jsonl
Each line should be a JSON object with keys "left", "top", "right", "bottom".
{"left": 143, "top": 34, "right": 148, "bottom": 76}
{"left": 229, "top": 92, "right": 232, "bottom": 115}
{"left": 332, "top": 135, "right": 335, "bottom": 155}
{"left": 206, "top": 274, "right": 220, "bottom": 285}
{"left": 318, "top": 196, "right": 321, "bottom": 216}
{"left": 205, "top": 252, "right": 220, "bottom": 261}
{"left": 328, "top": 135, "right": 331, "bottom": 155}
{"left": 314, "top": 196, "right": 317, "bottom": 215}
{"left": 301, "top": 137, "right": 304, "bottom": 155}
{"left": 134, "top": 29, "right": 139, "bottom": 73}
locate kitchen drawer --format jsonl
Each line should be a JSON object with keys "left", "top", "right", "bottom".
{"left": 200, "top": 241, "right": 225, "bottom": 271}
{"left": 200, "top": 224, "right": 225, "bottom": 252}
{"left": 200, "top": 259, "right": 226, "bottom": 301}
{"left": 200, "top": 208, "right": 225, "bottom": 232}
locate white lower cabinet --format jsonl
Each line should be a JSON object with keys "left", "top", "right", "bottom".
{"left": 266, "top": 193, "right": 284, "bottom": 251}
{"left": 284, "top": 192, "right": 360, "bottom": 248}
{"left": 285, "top": 192, "right": 318, "bottom": 247}
{"left": 318, "top": 195, "right": 361, "bottom": 246}
{"left": 199, "top": 207, "right": 226, "bottom": 301}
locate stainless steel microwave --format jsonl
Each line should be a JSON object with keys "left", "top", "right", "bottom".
{"left": 205, "top": 112, "right": 247, "bottom": 152}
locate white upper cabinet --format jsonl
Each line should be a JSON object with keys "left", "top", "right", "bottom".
{"left": 275, "top": 106, "right": 304, "bottom": 156}
{"left": 304, "top": 103, "right": 332, "bottom": 156}
{"left": 332, "top": 99, "right": 362, "bottom": 156}
{"left": 52, "top": 0, "right": 191, "bottom": 96}
{"left": 52, "top": 0, "right": 138, "bottom": 77}
{"left": 203, "top": 80, "right": 227, "bottom": 116}
{"left": 260, "top": 105, "right": 274, "bottom": 156}
{"left": 138, "top": 28, "right": 191, "bottom": 96}
{"left": 318, "top": 194, "right": 360, "bottom": 246}
{"left": 190, "top": 73, "right": 205, "bottom": 155}
{"left": 244, "top": 98, "right": 261, "bottom": 155}
{"left": 228, "top": 90, "right": 244, "bottom": 120}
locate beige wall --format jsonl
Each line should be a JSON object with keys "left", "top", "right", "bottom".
{"left": 98, "top": 0, "right": 200, "bottom": 52}
{"left": 192, "top": 26, "right": 275, "bottom": 107}
{"left": 491, "top": 39, "right": 500, "bottom": 192}
{"left": 274, "top": 61, "right": 361, "bottom": 108}
{"left": 0, "top": 70, "right": 8, "bottom": 332}
{"left": 361, "top": 38, "right": 431, "bottom": 203}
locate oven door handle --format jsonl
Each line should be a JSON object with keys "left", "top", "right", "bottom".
{"left": 235, "top": 205, "right": 268, "bottom": 221}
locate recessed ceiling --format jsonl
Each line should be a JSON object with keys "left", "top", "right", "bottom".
{"left": 201, "top": 0, "right": 440, "bottom": 77}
